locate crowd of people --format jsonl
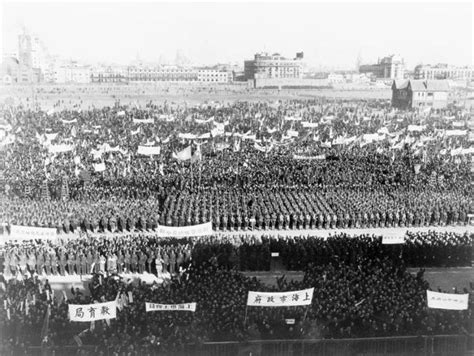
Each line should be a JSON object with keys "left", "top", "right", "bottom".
{"left": 1, "top": 253, "right": 472, "bottom": 354}
{"left": 0, "top": 99, "right": 472, "bottom": 232}
{"left": 2, "top": 231, "right": 472, "bottom": 277}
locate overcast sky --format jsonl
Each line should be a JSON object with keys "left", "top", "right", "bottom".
{"left": 1, "top": 2, "right": 472, "bottom": 70}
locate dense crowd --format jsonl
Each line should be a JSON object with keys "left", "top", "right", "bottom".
{"left": 1, "top": 253, "right": 472, "bottom": 354}
{"left": 2, "top": 231, "right": 472, "bottom": 277}
{"left": 1, "top": 99, "right": 472, "bottom": 231}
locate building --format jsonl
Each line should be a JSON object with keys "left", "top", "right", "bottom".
{"left": 391, "top": 79, "right": 449, "bottom": 109}
{"left": 197, "top": 68, "right": 231, "bottom": 83}
{"left": 1, "top": 57, "right": 20, "bottom": 84}
{"left": 414, "top": 64, "right": 474, "bottom": 81}
{"left": 359, "top": 54, "right": 405, "bottom": 80}
{"left": 54, "top": 61, "right": 92, "bottom": 83}
{"left": 127, "top": 65, "right": 198, "bottom": 82}
{"left": 91, "top": 65, "right": 128, "bottom": 83}
{"left": 244, "top": 52, "right": 304, "bottom": 80}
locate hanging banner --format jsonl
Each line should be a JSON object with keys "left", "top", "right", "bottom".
{"left": 284, "top": 116, "right": 302, "bottom": 121}
{"left": 93, "top": 162, "right": 106, "bottom": 172}
{"left": 445, "top": 130, "right": 467, "bottom": 137}
{"left": 49, "top": 144, "right": 74, "bottom": 153}
{"left": 69, "top": 301, "right": 117, "bottom": 322}
{"left": 137, "top": 146, "right": 161, "bottom": 155}
{"left": 61, "top": 119, "right": 77, "bottom": 124}
{"left": 133, "top": 118, "right": 154, "bottom": 124}
{"left": 293, "top": 154, "right": 325, "bottom": 160}
{"left": 145, "top": 302, "right": 196, "bottom": 312}
{"left": 382, "top": 234, "right": 405, "bottom": 244}
{"left": 426, "top": 291, "right": 469, "bottom": 310}
{"left": 178, "top": 133, "right": 198, "bottom": 140}
{"left": 407, "top": 125, "right": 425, "bottom": 132}
{"left": 157, "top": 222, "right": 213, "bottom": 238}
{"left": 247, "top": 288, "right": 314, "bottom": 307}
{"left": 7, "top": 225, "right": 58, "bottom": 242}
{"left": 301, "top": 122, "right": 318, "bottom": 128}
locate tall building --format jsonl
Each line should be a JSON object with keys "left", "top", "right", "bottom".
{"left": 391, "top": 79, "right": 449, "bottom": 109}
{"left": 244, "top": 52, "right": 304, "bottom": 80}
{"left": 414, "top": 64, "right": 474, "bottom": 81}
{"left": 359, "top": 54, "right": 405, "bottom": 80}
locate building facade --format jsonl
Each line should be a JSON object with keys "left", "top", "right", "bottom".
{"left": 414, "top": 64, "right": 474, "bottom": 81}
{"left": 244, "top": 52, "right": 304, "bottom": 80}
{"left": 359, "top": 54, "right": 405, "bottom": 80}
{"left": 197, "top": 69, "right": 231, "bottom": 83}
{"left": 391, "top": 79, "right": 449, "bottom": 109}
{"left": 54, "top": 61, "right": 92, "bottom": 83}
{"left": 127, "top": 65, "right": 198, "bottom": 82}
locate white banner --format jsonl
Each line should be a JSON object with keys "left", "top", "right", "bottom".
{"left": 157, "top": 222, "right": 213, "bottom": 237}
{"left": 61, "top": 118, "right": 77, "bottom": 124}
{"left": 93, "top": 162, "right": 106, "bottom": 172}
{"left": 285, "top": 116, "right": 302, "bottom": 121}
{"left": 407, "top": 125, "right": 425, "bottom": 132}
{"left": 7, "top": 225, "right": 58, "bottom": 241}
{"left": 445, "top": 130, "right": 467, "bottom": 137}
{"left": 137, "top": 146, "right": 161, "bottom": 155}
{"left": 49, "top": 144, "right": 74, "bottom": 153}
{"left": 293, "top": 154, "right": 325, "bottom": 160}
{"left": 145, "top": 302, "right": 196, "bottom": 312}
{"left": 382, "top": 234, "right": 405, "bottom": 244}
{"left": 69, "top": 301, "right": 117, "bottom": 322}
{"left": 426, "top": 291, "right": 469, "bottom": 310}
{"left": 133, "top": 118, "right": 154, "bottom": 124}
{"left": 301, "top": 121, "right": 318, "bottom": 128}
{"left": 247, "top": 288, "right": 314, "bottom": 307}
{"left": 178, "top": 133, "right": 198, "bottom": 140}
{"left": 287, "top": 130, "right": 299, "bottom": 137}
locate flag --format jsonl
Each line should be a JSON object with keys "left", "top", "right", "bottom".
{"left": 172, "top": 146, "right": 192, "bottom": 161}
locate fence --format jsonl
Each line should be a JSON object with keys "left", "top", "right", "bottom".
{"left": 2, "top": 334, "right": 471, "bottom": 356}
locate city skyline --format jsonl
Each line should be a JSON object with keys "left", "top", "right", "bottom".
{"left": 2, "top": 2, "right": 473, "bottom": 70}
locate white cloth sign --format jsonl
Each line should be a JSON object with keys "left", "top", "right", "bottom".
{"left": 137, "top": 146, "right": 161, "bottom": 155}
{"left": 293, "top": 154, "right": 325, "bottom": 160}
{"left": 145, "top": 302, "right": 196, "bottom": 312}
{"left": 247, "top": 288, "right": 314, "bottom": 307}
{"left": 49, "top": 144, "right": 74, "bottom": 153}
{"left": 178, "top": 133, "right": 198, "bottom": 140}
{"left": 157, "top": 222, "right": 213, "bottom": 237}
{"left": 133, "top": 118, "right": 154, "bottom": 124}
{"left": 301, "top": 121, "right": 318, "bottom": 128}
{"left": 69, "top": 301, "right": 117, "bottom": 322}
{"left": 382, "top": 234, "right": 405, "bottom": 244}
{"left": 407, "top": 125, "right": 425, "bottom": 132}
{"left": 7, "top": 225, "right": 57, "bottom": 241}
{"left": 284, "top": 116, "right": 302, "bottom": 121}
{"left": 445, "top": 130, "right": 467, "bottom": 137}
{"left": 61, "top": 119, "right": 77, "bottom": 124}
{"left": 93, "top": 162, "right": 106, "bottom": 172}
{"left": 426, "top": 291, "right": 469, "bottom": 310}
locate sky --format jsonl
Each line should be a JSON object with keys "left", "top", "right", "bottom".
{"left": 1, "top": 1, "right": 473, "bottom": 70}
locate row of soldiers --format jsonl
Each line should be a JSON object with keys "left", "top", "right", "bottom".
{"left": 2, "top": 246, "right": 192, "bottom": 276}
{"left": 2, "top": 205, "right": 469, "bottom": 235}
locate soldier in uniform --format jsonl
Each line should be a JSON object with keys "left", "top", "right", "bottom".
{"left": 124, "top": 250, "right": 131, "bottom": 273}
{"left": 86, "top": 250, "right": 93, "bottom": 274}
{"left": 130, "top": 251, "right": 138, "bottom": 273}
{"left": 138, "top": 251, "right": 147, "bottom": 274}
{"left": 117, "top": 250, "right": 124, "bottom": 274}
{"left": 162, "top": 251, "right": 169, "bottom": 274}
{"left": 59, "top": 249, "right": 66, "bottom": 276}
{"left": 67, "top": 252, "right": 75, "bottom": 275}
{"left": 51, "top": 252, "right": 58, "bottom": 275}
{"left": 169, "top": 249, "right": 176, "bottom": 275}
{"left": 75, "top": 252, "right": 81, "bottom": 275}
{"left": 80, "top": 253, "right": 87, "bottom": 275}
{"left": 147, "top": 250, "right": 154, "bottom": 274}
{"left": 19, "top": 251, "right": 27, "bottom": 275}
{"left": 94, "top": 252, "right": 101, "bottom": 274}
{"left": 36, "top": 250, "right": 44, "bottom": 275}
{"left": 44, "top": 252, "right": 51, "bottom": 275}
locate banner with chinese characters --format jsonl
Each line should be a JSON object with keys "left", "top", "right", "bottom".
{"left": 8, "top": 225, "right": 58, "bottom": 241}
{"left": 69, "top": 301, "right": 117, "bottom": 322}
{"left": 426, "top": 291, "right": 469, "bottom": 310}
{"left": 247, "top": 288, "right": 314, "bottom": 307}
{"left": 145, "top": 302, "right": 197, "bottom": 312}
{"left": 157, "top": 222, "right": 213, "bottom": 238}
{"left": 382, "top": 234, "right": 405, "bottom": 244}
